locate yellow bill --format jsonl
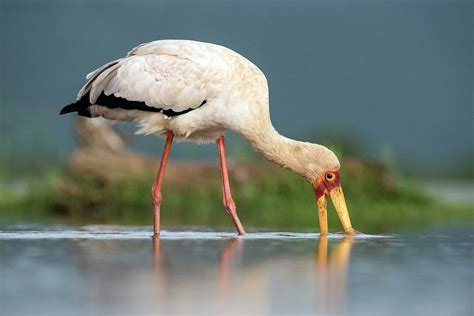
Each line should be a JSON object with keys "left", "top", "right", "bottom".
{"left": 329, "top": 186, "right": 355, "bottom": 234}
{"left": 313, "top": 169, "right": 356, "bottom": 235}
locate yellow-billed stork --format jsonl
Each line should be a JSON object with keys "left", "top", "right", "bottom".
{"left": 60, "top": 40, "right": 356, "bottom": 236}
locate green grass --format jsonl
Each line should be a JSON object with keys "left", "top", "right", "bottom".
{"left": 0, "top": 161, "right": 472, "bottom": 234}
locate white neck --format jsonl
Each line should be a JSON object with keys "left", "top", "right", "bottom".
{"left": 231, "top": 101, "right": 338, "bottom": 182}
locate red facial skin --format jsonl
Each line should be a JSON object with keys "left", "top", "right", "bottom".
{"left": 313, "top": 169, "right": 341, "bottom": 199}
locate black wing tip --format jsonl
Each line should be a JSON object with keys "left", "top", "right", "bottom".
{"left": 59, "top": 104, "right": 73, "bottom": 115}
{"left": 59, "top": 93, "right": 207, "bottom": 117}
{"left": 60, "top": 94, "right": 90, "bottom": 115}
{"left": 59, "top": 97, "right": 92, "bottom": 117}
{"left": 59, "top": 103, "right": 76, "bottom": 115}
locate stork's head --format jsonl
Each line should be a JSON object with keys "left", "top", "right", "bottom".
{"left": 304, "top": 146, "right": 355, "bottom": 235}
{"left": 312, "top": 168, "right": 355, "bottom": 235}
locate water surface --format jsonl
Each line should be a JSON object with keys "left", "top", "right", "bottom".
{"left": 1, "top": 226, "right": 472, "bottom": 316}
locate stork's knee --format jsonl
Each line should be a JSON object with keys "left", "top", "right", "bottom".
{"left": 151, "top": 186, "right": 163, "bottom": 206}
{"left": 223, "top": 197, "right": 236, "bottom": 214}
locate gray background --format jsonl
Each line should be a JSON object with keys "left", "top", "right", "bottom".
{"left": 1, "top": 0, "right": 472, "bottom": 173}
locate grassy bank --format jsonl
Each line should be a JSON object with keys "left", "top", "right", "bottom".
{"left": 0, "top": 158, "right": 472, "bottom": 234}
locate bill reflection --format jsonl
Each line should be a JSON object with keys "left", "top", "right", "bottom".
{"left": 151, "top": 235, "right": 355, "bottom": 315}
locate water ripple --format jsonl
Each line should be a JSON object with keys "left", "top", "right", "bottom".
{"left": 0, "top": 226, "right": 388, "bottom": 240}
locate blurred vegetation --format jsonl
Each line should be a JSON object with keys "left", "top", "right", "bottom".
{"left": 0, "top": 155, "right": 472, "bottom": 234}
{"left": 0, "top": 120, "right": 472, "bottom": 233}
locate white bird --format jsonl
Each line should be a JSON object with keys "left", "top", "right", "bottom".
{"left": 60, "top": 39, "right": 356, "bottom": 237}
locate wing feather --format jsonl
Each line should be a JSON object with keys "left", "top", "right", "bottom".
{"left": 100, "top": 55, "right": 209, "bottom": 112}
{"left": 77, "top": 40, "right": 231, "bottom": 114}
{"left": 90, "top": 66, "right": 119, "bottom": 103}
{"left": 77, "top": 58, "right": 122, "bottom": 100}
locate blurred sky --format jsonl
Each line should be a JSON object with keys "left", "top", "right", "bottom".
{"left": 0, "top": 0, "right": 472, "bottom": 171}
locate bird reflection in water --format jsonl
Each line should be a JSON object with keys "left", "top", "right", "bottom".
{"left": 152, "top": 237, "right": 168, "bottom": 306}
{"left": 316, "top": 235, "right": 355, "bottom": 315}
{"left": 218, "top": 238, "right": 243, "bottom": 310}
{"left": 151, "top": 235, "right": 355, "bottom": 315}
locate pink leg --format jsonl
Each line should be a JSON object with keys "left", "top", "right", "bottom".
{"left": 216, "top": 136, "right": 246, "bottom": 235}
{"left": 218, "top": 238, "right": 243, "bottom": 312}
{"left": 151, "top": 131, "right": 174, "bottom": 237}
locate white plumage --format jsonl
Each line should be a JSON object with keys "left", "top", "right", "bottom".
{"left": 76, "top": 40, "right": 258, "bottom": 142}
{"left": 61, "top": 39, "right": 356, "bottom": 236}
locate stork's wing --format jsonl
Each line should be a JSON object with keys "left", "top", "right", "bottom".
{"left": 76, "top": 58, "right": 122, "bottom": 100}
{"left": 75, "top": 41, "right": 230, "bottom": 115}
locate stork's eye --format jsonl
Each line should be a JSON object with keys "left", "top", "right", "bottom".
{"left": 325, "top": 173, "right": 335, "bottom": 181}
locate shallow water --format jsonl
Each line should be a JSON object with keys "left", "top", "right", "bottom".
{"left": 1, "top": 226, "right": 472, "bottom": 316}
